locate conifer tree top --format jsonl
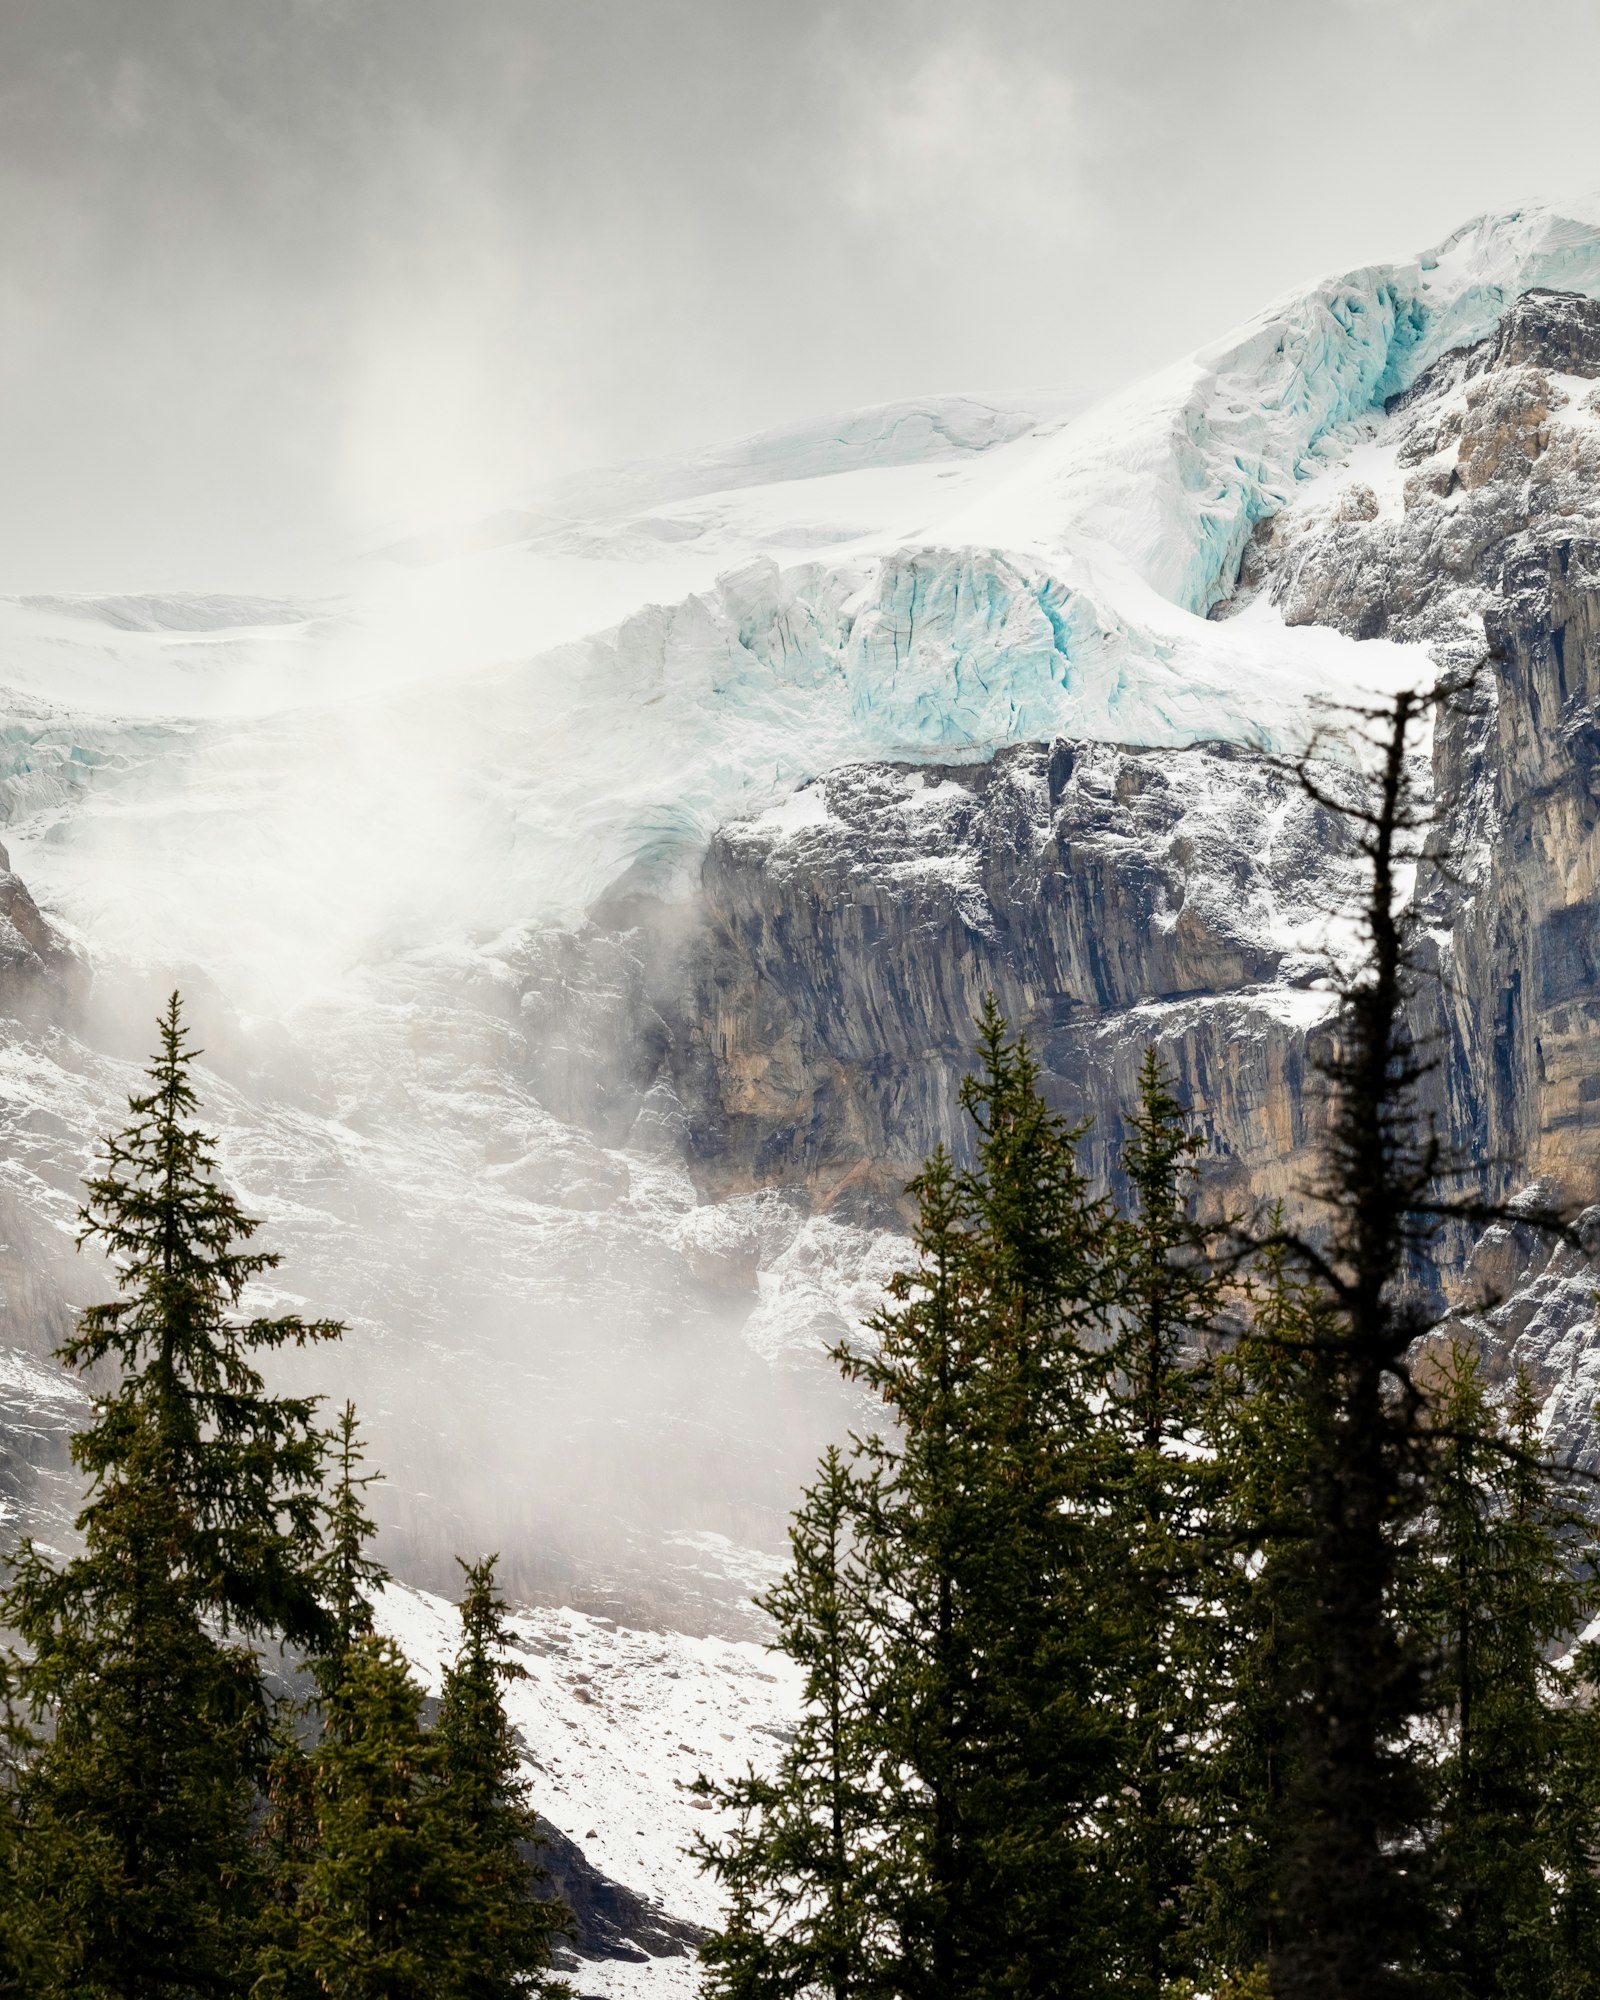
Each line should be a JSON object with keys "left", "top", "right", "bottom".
{"left": 65, "top": 991, "right": 345, "bottom": 1648}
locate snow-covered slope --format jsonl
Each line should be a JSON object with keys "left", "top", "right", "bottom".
{"left": 6, "top": 198, "right": 1600, "bottom": 1961}
{"left": 15, "top": 203, "right": 1600, "bottom": 961}
{"left": 379, "top": 1581, "right": 798, "bottom": 1935}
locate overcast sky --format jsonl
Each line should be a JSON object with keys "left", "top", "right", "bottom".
{"left": 3, "top": 0, "right": 1599, "bottom": 590}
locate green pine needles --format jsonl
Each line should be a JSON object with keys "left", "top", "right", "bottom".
{"left": 436, "top": 1558, "right": 571, "bottom": 2000}
{"left": 0, "top": 995, "right": 568, "bottom": 1999}
{"left": 7, "top": 681, "right": 1600, "bottom": 2000}
{"left": 700, "top": 1003, "right": 1139, "bottom": 2000}
{"left": 698, "top": 997, "right": 1600, "bottom": 1999}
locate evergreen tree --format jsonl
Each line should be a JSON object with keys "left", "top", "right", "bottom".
{"left": 0, "top": 994, "right": 342, "bottom": 1997}
{"left": 66, "top": 994, "right": 340, "bottom": 1644}
{"left": 1106, "top": 1049, "right": 1228, "bottom": 1998}
{"left": 4, "top": 1425, "right": 265, "bottom": 1997}
{"left": 701, "top": 1004, "right": 1128, "bottom": 1999}
{"left": 256, "top": 1403, "right": 390, "bottom": 1992}
{"left": 839, "top": 1002, "right": 1126, "bottom": 2000}
{"left": 256, "top": 1633, "right": 469, "bottom": 2000}
{"left": 1420, "top": 1345, "right": 1600, "bottom": 1999}
{"left": 1265, "top": 688, "right": 1455, "bottom": 2000}
{"left": 1197, "top": 1234, "right": 1324, "bottom": 1989}
{"left": 316, "top": 1402, "right": 389, "bottom": 1657}
{"left": 1546, "top": 1626, "right": 1600, "bottom": 2000}
{"left": 695, "top": 1447, "right": 889, "bottom": 2000}
{"left": 435, "top": 1555, "right": 569, "bottom": 1999}
{"left": 0, "top": 1694, "right": 23, "bottom": 1996}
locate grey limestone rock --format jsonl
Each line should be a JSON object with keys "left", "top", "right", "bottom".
{"left": 661, "top": 291, "right": 1600, "bottom": 1390}
{"left": 671, "top": 739, "right": 1354, "bottom": 1221}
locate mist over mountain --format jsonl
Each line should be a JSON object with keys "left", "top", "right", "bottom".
{"left": 9, "top": 196, "right": 1600, "bottom": 1982}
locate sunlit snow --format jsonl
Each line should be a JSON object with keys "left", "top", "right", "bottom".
{"left": 4, "top": 197, "right": 1600, "bottom": 1951}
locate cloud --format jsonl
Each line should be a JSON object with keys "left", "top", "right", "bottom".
{"left": 7, "top": 0, "right": 1600, "bottom": 586}
{"left": 828, "top": 29, "right": 1099, "bottom": 249}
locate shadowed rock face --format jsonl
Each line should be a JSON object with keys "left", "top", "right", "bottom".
{"left": 0, "top": 839, "right": 71, "bottom": 997}
{"left": 0, "top": 858, "right": 90, "bottom": 1546}
{"left": 660, "top": 293, "right": 1600, "bottom": 1437}
{"left": 0, "top": 834, "right": 91, "bottom": 1346}
{"left": 672, "top": 739, "right": 1353, "bottom": 1221}
{"left": 673, "top": 294, "right": 1600, "bottom": 1213}
{"left": 1424, "top": 541, "right": 1600, "bottom": 1213}
{"left": 532, "top": 1815, "right": 704, "bottom": 1969}
{"left": 1226, "top": 289, "right": 1600, "bottom": 1218}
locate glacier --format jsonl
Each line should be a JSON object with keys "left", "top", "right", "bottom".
{"left": 10, "top": 199, "right": 1600, "bottom": 967}
{"left": 5, "top": 195, "right": 1600, "bottom": 1572}
{"left": 4, "top": 196, "right": 1600, "bottom": 1973}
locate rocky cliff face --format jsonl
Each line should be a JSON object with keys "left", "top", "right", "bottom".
{"left": 648, "top": 291, "right": 1600, "bottom": 1435}
{"left": 9, "top": 265, "right": 1600, "bottom": 1581}
{"left": 0, "top": 847, "right": 88, "bottom": 1544}
{"left": 1223, "top": 288, "right": 1600, "bottom": 1214}
{"left": 671, "top": 739, "right": 1350, "bottom": 1219}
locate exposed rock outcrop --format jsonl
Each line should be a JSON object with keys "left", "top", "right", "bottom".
{"left": 1219, "top": 289, "right": 1600, "bottom": 1217}
{"left": 0, "top": 838, "right": 72, "bottom": 1006}
{"left": 672, "top": 739, "right": 1354, "bottom": 1219}
{"left": 534, "top": 1814, "right": 705, "bottom": 1970}
{"left": 650, "top": 292, "right": 1600, "bottom": 1425}
{"left": 1222, "top": 288, "right": 1600, "bottom": 654}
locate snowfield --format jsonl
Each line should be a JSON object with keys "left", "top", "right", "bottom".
{"left": 4, "top": 197, "right": 1600, "bottom": 1962}
{"left": 378, "top": 1580, "right": 800, "bottom": 1934}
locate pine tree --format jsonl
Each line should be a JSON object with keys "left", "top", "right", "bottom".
{"left": 257, "top": 1403, "right": 391, "bottom": 1993}
{"left": 317, "top": 1402, "right": 389, "bottom": 1657}
{"left": 435, "top": 1555, "right": 569, "bottom": 1999}
{"left": 0, "top": 1694, "right": 24, "bottom": 1995}
{"left": 695, "top": 1447, "right": 889, "bottom": 2000}
{"left": 67, "top": 994, "right": 340, "bottom": 1644}
{"left": 1420, "top": 1345, "right": 1600, "bottom": 1999}
{"left": 1108, "top": 1048, "right": 1228, "bottom": 1997}
{"left": 1546, "top": 1625, "right": 1600, "bottom": 2000}
{"left": 1263, "top": 688, "right": 1456, "bottom": 2000}
{"left": 1197, "top": 1233, "right": 1325, "bottom": 1989}
{"left": 4, "top": 1430, "right": 265, "bottom": 1996}
{"left": 839, "top": 1001, "right": 1126, "bottom": 2000}
{"left": 258, "top": 1633, "right": 469, "bottom": 2000}
{"left": 842, "top": 1143, "right": 980, "bottom": 2000}
{"left": 0, "top": 993, "right": 342, "bottom": 1996}
{"left": 701, "top": 1005, "right": 1128, "bottom": 1999}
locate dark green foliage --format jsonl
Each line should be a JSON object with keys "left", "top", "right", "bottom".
{"left": 699, "top": 957, "right": 1600, "bottom": 2000}
{"left": 0, "top": 994, "right": 342, "bottom": 1996}
{"left": 846, "top": 1000, "right": 1126, "bottom": 2000}
{"left": 256, "top": 1718, "right": 322, "bottom": 2000}
{"left": 65, "top": 993, "right": 342, "bottom": 1650}
{"left": 1266, "top": 692, "right": 1452, "bottom": 2000}
{"left": 701, "top": 999, "right": 1130, "bottom": 2000}
{"left": 255, "top": 1632, "right": 468, "bottom": 2000}
{"left": 436, "top": 1555, "right": 569, "bottom": 1999}
{"left": 695, "top": 1447, "right": 889, "bottom": 2000}
{"left": 1107, "top": 1048, "right": 1229, "bottom": 1997}
{"left": 257, "top": 1402, "right": 390, "bottom": 1994}
{"left": 3, "top": 1441, "right": 265, "bottom": 1997}
{"left": 1546, "top": 1640, "right": 1600, "bottom": 2000}
{"left": 1196, "top": 1234, "right": 1324, "bottom": 1987}
{"left": 1420, "top": 1344, "right": 1600, "bottom": 2000}
{"left": 261, "top": 1538, "right": 567, "bottom": 2000}
{"left": 318, "top": 1401, "right": 389, "bottom": 1657}
{"left": 0, "top": 1005, "right": 577, "bottom": 1997}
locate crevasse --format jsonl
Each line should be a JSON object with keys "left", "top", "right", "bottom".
{"left": 12, "top": 201, "right": 1600, "bottom": 964}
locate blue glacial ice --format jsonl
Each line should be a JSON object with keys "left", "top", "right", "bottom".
{"left": 10, "top": 198, "right": 1600, "bottom": 977}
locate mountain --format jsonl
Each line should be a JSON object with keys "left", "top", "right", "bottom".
{"left": 6, "top": 198, "right": 1600, "bottom": 1982}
